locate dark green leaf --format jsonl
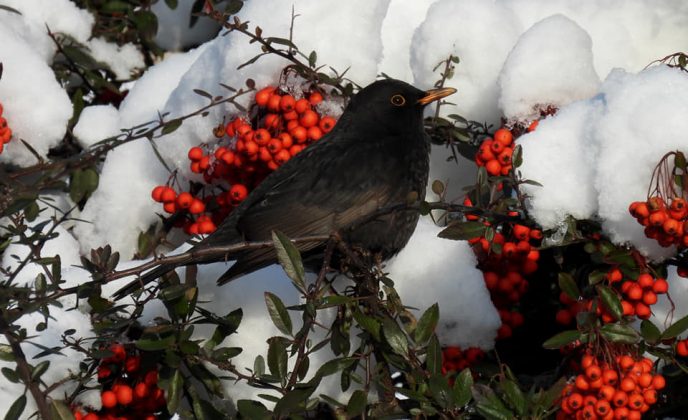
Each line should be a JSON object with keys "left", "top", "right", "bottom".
{"left": 49, "top": 400, "right": 74, "bottom": 420}
{"left": 237, "top": 400, "right": 269, "bottom": 419}
{"left": 31, "top": 360, "right": 50, "bottom": 381}
{"left": 253, "top": 355, "right": 265, "bottom": 377}
{"left": 265, "top": 37, "right": 297, "bottom": 48}
{"left": 308, "top": 51, "right": 317, "bottom": 67}
{"left": 429, "top": 374, "right": 452, "bottom": 408}
{"left": 161, "top": 118, "right": 183, "bottom": 135}
{"left": 136, "top": 335, "right": 175, "bottom": 351}
{"left": 558, "top": 272, "right": 580, "bottom": 300}
{"left": 600, "top": 323, "right": 639, "bottom": 344}
{"left": 453, "top": 368, "right": 473, "bottom": 406}
{"left": 640, "top": 320, "right": 661, "bottom": 344}
{"left": 264, "top": 292, "right": 293, "bottom": 336}
{"left": 426, "top": 335, "right": 442, "bottom": 375}
{"left": 675, "top": 151, "right": 687, "bottom": 170}
{"left": 0, "top": 345, "right": 15, "bottom": 362}
{"left": 597, "top": 285, "right": 623, "bottom": 320}
{"left": 271, "top": 230, "right": 306, "bottom": 291}
{"left": 131, "top": 10, "right": 158, "bottom": 40}
{"left": 543, "top": 330, "right": 581, "bottom": 349}
{"left": 346, "top": 390, "right": 367, "bottom": 418}
{"left": 381, "top": 317, "right": 409, "bottom": 358}
{"left": 512, "top": 144, "right": 522, "bottom": 168}
{"left": 501, "top": 379, "right": 526, "bottom": 415}
{"left": 267, "top": 337, "right": 288, "bottom": 382}
{"left": 273, "top": 380, "right": 319, "bottom": 416}
{"left": 661, "top": 314, "right": 688, "bottom": 340}
{"left": 5, "top": 395, "right": 26, "bottom": 420}
{"left": 164, "top": 0, "right": 179, "bottom": 8}
{"left": 2, "top": 367, "right": 19, "bottom": 383}
{"left": 415, "top": 303, "right": 439, "bottom": 344}
{"left": 315, "top": 357, "right": 357, "bottom": 378}
{"left": 438, "top": 221, "right": 486, "bottom": 240}
{"left": 166, "top": 369, "right": 183, "bottom": 414}
{"left": 211, "top": 347, "right": 242, "bottom": 361}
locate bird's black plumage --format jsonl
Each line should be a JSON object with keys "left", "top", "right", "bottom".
{"left": 114, "top": 79, "right": 455, "bottom": 298}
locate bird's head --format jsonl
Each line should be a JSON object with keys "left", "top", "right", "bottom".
{"left": 342, "top": 79, "right": 456, "bottom": 136}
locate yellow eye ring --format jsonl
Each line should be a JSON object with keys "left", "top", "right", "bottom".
{"left": 390, "top": 94, "right": 406, "bottom": 106}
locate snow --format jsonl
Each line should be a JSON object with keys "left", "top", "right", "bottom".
{"left": 86, "top": 37, "right": 144, "bottom": 81}
{"left": 388, "top": 218, "right": 500, "bottom": 349}
{"left": 5, "top": 0, "right": 688, "bottom": 416}
{"left": 518, "top": 66, "right": 688, "bottom": 259}
{"left": 497, "top": 14, "right": 600, "bottom": 121}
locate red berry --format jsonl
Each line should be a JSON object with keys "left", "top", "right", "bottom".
{"left": 319, "top": 116, "right": 336, "bottom": 133}
{"left": 151, "top": 186, "right": 165, "bottom": 202}
{"left": 299, "top": 110, "right": 319, "bottom": 128}
{"left": 188, "top": 199, "right": 205, "bottom": 214}
{"left": 230, "top": 184, "right": 248, "bottom": 202}
{"left": 116, "top": 385, "right": 133, "bottom": 406}
{"left": 101, "top": 390, "right": 117, "bottom": 408}
{"left": 134, "top": 382, "right": 149, "bottom": 399}
{"left": 309, "top": 91, "right": 323, "bottom": 105}
{"left": 255, "top": 87, "right": 275, "bottom": 107}
{"left": 279, "top": 95, "right": 296, "bottom": 112}
{"left": 176, "top": 192, "right": 193, "bottom": 209}
{"left": 188, "top": 146, "right": 203, "bottom": 161}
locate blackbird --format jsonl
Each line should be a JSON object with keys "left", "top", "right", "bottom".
{"left": 114, "top": 79, "right": 455, "bottom": 298}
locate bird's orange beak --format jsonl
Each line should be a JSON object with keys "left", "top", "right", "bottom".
{"left": 417, "top": 87, "right": 457, "bottom": 105}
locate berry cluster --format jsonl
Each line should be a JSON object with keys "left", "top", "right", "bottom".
{"left": 73, "top": 343, "right": 165, "bottom": 420}
{"left": 0, "top": 102, "right": 13, "bottom": 154}
{"left": 465, "top": 205, "right": 542, "bottom": 339}
{"left": 555, "top": 291, "right": 587, "bottom": 326}
{"left": 558, "top": 353, "right": 665, "bottom": 419}
{"left": 441, "top": 346, "right": 485, "bottom": 375}
{"left": 474, "top": 128, "right": 515, "bottom": 176}
{"left": 614, "top": 271, "right": 668, "bottom": 320}
{"left": 151, "top": 86, "right": 336, "bottom": 235}
{"left": 629, "top": 197, "right": 688, "bottom": 248}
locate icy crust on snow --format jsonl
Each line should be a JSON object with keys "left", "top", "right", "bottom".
{"left": 518, "top": 66, "right": 688, "bottom": 260}
{"left": 497, "top": 14, "right": 600, "bottom": 121}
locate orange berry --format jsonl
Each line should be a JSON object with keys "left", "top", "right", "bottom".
{"left": 621, "top": 300, "right": 634, "bottom": 316}
{"left": 634, "top": 302, "right": 651, "bottom": 319}
{"left": 677, "top": 340, "right": 688, "bottom": 357}
{"left": 309, "top": 91, "right": 323, "bottom": 105}
{"left": 134, "top": 382, "right": 149, "bottom": 399}
{"left": 83, "top": 413, "right": 98, "bottom": 420}
{"left": 267, "top": 93, "right": 282, "bottom": 111}
{"left": 613, "top": 407, "right": 629, "bottom": 419}
{"left": 101, "top": 390, "right": 117, "bottom": 408}
{"left": 568, "top": 392, "right": 583, "bottom": 409}
{"left": 230, "top": 184, "right": 248, "bottom": 202}
{"left": 627, "top": 393, "right": 643, "bottom": 409}
{"left": 235, "top": 123, "right": 252, "bottom": 137}
{"left": 527, "top": 119, "right": 538, "bottom": 132}
{"left": 163, "top": 201, "right": 177, "bottom": 214}
{"left": 254, "top": 128, "right": 271, "bottom": 146}
{"left": 279, "top": 94, "right": 296, "bottom": 112}
{"left": 663, "top": 218, "right": 681, "bottom": 235}
{"left": 289, "top": 144, "right": 304, "bottom": 156}
{"left": 176, "top": 192, "right": 193, "bottom": 209}
{"left": 125, "top": 356, "right": 140, "bottom": 373}
{"left": 642, "top": 290, "right": 657, "bottom": 305}
{"left": 575, "top": 375, "right": 590, "bottom": 391}
{"left": 116, "top": 385, "right": 133, "bottom": 406}
{"left": 307, "top": 126, "right": 323, "bottom": 141}
{"left": 188, "top": 199, "right": 205, "bottom": 214}
{"left": 620, "top": 377, "right": 636, "bottom": 393}
{"left": 619, "top": 355, "right": 635, "bottom": 370}
{"left": 636, "top": 373, "right": 653, "bottom": 388}
{"left": 295, "top": 98, "right": 310, "bottom": 113}
{"left": 283, "top": 110, "right": 299, "bottom": 121}
{"left": 263, "top": 113, "right": 281, "bottom": 129}
{"left": 290, "top": 126, "right": 308, "bottom": 143}
{"left": 586, "top": 365, "right": 602, "bottom": 381}
{"left": 599, "top": 385, "right": 615, "bottom": 401}
{"left": 652, "top": 278, "right": 668, "bottom": 294}
{"left": 267, "top": 138, "right": 282, "bottom": 153}
{"left": 299, "top": 110, "right": 319, "bottom": 128}
{"left": 279, "top": 132, "right": 293, "bottom": 148}
{"left": 485, "top": 159, "right": 502, "bottom": 176}
{"left": 151, "top": 185, "right": 165, "bottom": 202}
{"left": 494, "top": 128, "right": 513, "bottom": 146}
{"left": 648, "top": 211, "right": 667, "bottom": 227}
{"left": 188, "top": 146, "right": 203, "bottom": 161}
{"left": 642, "top": 389, "right": 657, "bottom": 404}
{"left": 625, "top": 283, "right": 643, "bottom": 301}
{"left": 255, "top": 87, "right": 275, "bottom": 106}
{"left": 612, "top": 390, "right": 628, "bottom": 407}
{"left": 274, "top": 149, "right": 291, "bottom": 165}
{"left": 595, "top": 399, "right": 611, "bottom": 416}
{"left": 161, "top": 187, "right": 176, "bottom": 203}
{"left": 319, "top": 116, "right": 336, "bottom": 133}
{"left": 637, "top": 274, "right": 654, "bottom": 289}
{"left": 198, "top": 220, "right": 216, "bottom": 234}
{"left": 582, "top": 405, "right": 596, "bottom": 418}
{"left": 651, "top": 375, "right": 665, "bottom": 390}
{"left": 221, "top": 150, "right": 235, "bottom": 165}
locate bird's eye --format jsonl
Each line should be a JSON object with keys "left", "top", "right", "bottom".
{"left": 390, "top": 94, "right": 406, "bottom": 106}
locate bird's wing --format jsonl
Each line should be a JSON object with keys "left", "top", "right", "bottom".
{"left": 210, "top": 133, "right": 410, "bottom": 283}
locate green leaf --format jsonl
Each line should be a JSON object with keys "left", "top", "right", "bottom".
{"left": 315, "top": 357, "right": 357, "bottom": 378}
{"left": 273, "top": 380, "right": 319, "bottom": 416}
{"left": 2, "top": 367, "right": 19, "bottom": 383}
{"left": 267, "top": 337, "right": 288, "bottom": 382}
{"left": 346, "top": 390, "right": 367, "bottom": 418}
{"left": 501, "top": 379, "right": 526, "bottom": 415}
{"left": 211, "top": 347, "right": 242, "bottom": 361}
{"left": 381, "top": 317, "right": 409, "bottom": 358}
{"left": 453, "top": 368, "right": 473, "bottom": 407}
{"left": 253, "top": 355, "right": 265, "bottom": 377}
{"left": 31, "top": 360, "right": 50, "bottom": 381}
{"left": 265, "top": 37, "right": 297, "bottom": 48}
{"left": 661, "top": 314, "right": 688, "bottom": 340}
{"left": 0, "top": 345, "right": 14, "bottom": 362}
{"left": 49, "top": 400, "right": 75, "bottom": 420}
{"left": 136, "top": 335, "right": 175, "bottom": 351}
{"left": 640, "top": 320, "right": 661, "bottom": 344}
{"left": 415, "top": 303, "right": 439, "bottom": 344}
{"left": 264, "top": 292, "right": 293, "bottom": 336}
{"left": 271, "top": 230, "right": 306, "bottom": 291}
{"left": 166, "top": 369, "right": 184, "bottom": 414}
{"left": 600, "top": 323, "right": 639, "bottom": 344}
{"left": 353, "top": 311, "right": 380, "bottom": 341}
{"left": 131, "top": 10, "right": 158, "bottom": 40}
{"left": 429, "top": 374, "right": 452, "bottom": 408}
{"left": 161, "top": 118, "right": 183, "bottom": 135}
{"left": 512, "top": 144, "right": 523, "bottom": 168}
{"left": 237, "top": 400, "right": 269, "bottom": 419}
{"left": 675, "top": 151, "right": 687, "bottom": 170}
{"left": 164, "top": 0, "right": 179, "bottom": 9}
{"left": 597, "top": 285, "right": 623, "bottom": 320}
{"left": 4, "top": 395, "right": 26, "bottom": 420}
{"left": 558, "top": 272, "right": 580, "bottom": 300}
{"left": 426, "top": 335, "right": 442, "bottom": 375}
{"left": 438, "top": 221, "right": 486, "bottom": 240}
{"left": 543, "top": 330, "right": 581, "bottom": 349}
{"left": 308, "top": 50, "right": 317, "bottom": 67}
